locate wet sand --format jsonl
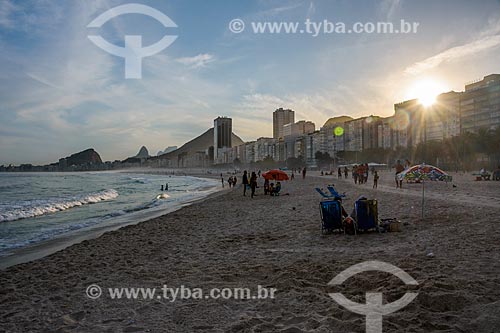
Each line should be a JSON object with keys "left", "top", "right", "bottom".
{"left": 1, "top": 170, "right": 499, "bottom": 332}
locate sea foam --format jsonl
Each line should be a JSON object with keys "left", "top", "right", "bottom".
{"left": 0, "top": 189, "right": 119, "bottom": 223}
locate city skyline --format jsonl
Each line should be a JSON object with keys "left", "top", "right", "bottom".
{"left": 1, "top": 0, "right": 500, "bottom": 164}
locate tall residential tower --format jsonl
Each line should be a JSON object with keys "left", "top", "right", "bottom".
{"left": 213, "top": 116, "right": 232, "bottom": 162}
{"left": 273, "top": 108, "right": 295, "bottom": 139}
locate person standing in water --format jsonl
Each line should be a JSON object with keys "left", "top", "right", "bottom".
{"left": 165, "top": 183, "right": 168, "bottom": 191}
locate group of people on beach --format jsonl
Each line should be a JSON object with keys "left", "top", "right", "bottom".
{"left": 241, "top": 170, "right": 258, "bottom": 197}
{"left": 222, "top": 175, "right": 238, "bottom": 188}
{"left": 240, "top": 170, "right": 283, "bottom": 198}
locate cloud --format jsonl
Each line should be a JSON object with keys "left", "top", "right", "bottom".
{"left": 306, "top": 1, "right": 315, "bottom": 19}
{"left": 176, "top": 54, "right": 215, "bottom": 68}
{"left": 379, "top": 0, "right": 401, "bottom": 20}
{"left": 404, "top": 34, "right": 500, "bottom": 75}
{"left": 0, "top": 0, "right": 17, "bottom": 28}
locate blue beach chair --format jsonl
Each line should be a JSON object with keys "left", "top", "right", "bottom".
{"left": 354, "top": 199, "right": 379, "bottom": 232}
{"left": 319, "top": 200, "right": 344, "bottom": 234}
{"left": 315, "top": 184, "right": 346, "bottom": 199}
{"left": 327, "top": 185, "right": 346, "bottom": 198}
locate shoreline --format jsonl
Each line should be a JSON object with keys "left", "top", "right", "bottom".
{"left": 1, "top": 170, "right": 499, "bottom": 332}
{"left": 0, "top": 172, "right": 225, "bottom": 269}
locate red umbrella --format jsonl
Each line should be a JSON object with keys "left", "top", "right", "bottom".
{"left": 262, "top": 169, "right": 289, "bottom": 181}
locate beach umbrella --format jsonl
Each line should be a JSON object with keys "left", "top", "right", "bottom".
{"left": 397, "top": 164, "right": 452, "bottom": 219}
{"left": 262, "top": 169, "right": 290, "bottom": 181}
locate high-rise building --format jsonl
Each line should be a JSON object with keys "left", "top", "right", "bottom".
{"left": 273, "top": 108, "right": 295, "bottom": 139}
{"left": 460, "top": 74, "right": 500, "bottom": 133}
{"left": 393, "top": 99, "right": 425, "bottom": 148}
{"left": 283, "top": 120, "right": 315, "bottom": 137}
{"left": 213, "top": 116, "right": 232, "bottom": 162}
{"left": 425, "top": 91, "right": 461, "bottom": 141}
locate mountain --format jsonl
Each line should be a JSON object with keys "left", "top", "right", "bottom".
{"left": 135, "top": 146, "right": 150, "bottom": 158}
{"left": 157, "top": 146, "right": 177, "bottom": 156}
{"left": 159, "top": 127, "right": 244, "bottom": 159}
{"left": 323, "top": 116, "right": 353, "bottom": 128}
{"left": 62, "top": 148, "right": 102, "bottom": 166}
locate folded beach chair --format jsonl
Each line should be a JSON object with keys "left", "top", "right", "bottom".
{"left": 327, "top": 185, "right": 346, "bottom": 198}
{"left": 315, "top": 185, "right": 346, "bottom": 199}
{"left": 319, "top": 199, "right": 344, "bottom": 234}
{"left": 315, "top": 187, "right": 333, "bottom": 198}
{"left": 354, "top": 199, "right": 379, "bottom": 232}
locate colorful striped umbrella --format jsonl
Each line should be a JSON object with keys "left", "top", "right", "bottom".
{"left": 397, "top": 164, "right": 452, "bottom": 182}
{"left": 397, "top": 164, "right": 452, "bottom": 219}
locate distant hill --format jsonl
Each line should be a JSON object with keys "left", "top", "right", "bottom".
{"left": 135, "top": 146, "right": 150, "bottom": 158}
{"left": 323, "top": 116, "right": 353, "bottom": 128}
{"left": 159, "top": 127, "right": 244, "bottom": 160}
{"left": 157, "top": 146, "right": 177, "bottom": 156}
{"left": 62, "top": 148, "right": 102, "bottom": 166}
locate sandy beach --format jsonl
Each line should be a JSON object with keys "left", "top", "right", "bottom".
{"left": 1, "top": 170, "right": 500, "bottom": 332}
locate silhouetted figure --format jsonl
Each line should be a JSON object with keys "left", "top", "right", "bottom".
{"left": 395, "top": 160, "right": 404, "bottom": 188}
{"left": 161, "top": 185, "right": 164, "bottom": 191}
{"left": 165, "top": 183, "right": 168, "bottom": 191}
{"left": 250, "top": 172, "right": 257, "bottom": 198}
{"left": 242, "top": 170, "right": 249, "bottom": 196}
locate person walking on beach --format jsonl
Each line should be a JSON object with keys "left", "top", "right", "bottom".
{"left": 302, "top": 167, "right": 307, "bottom": 179}
{"left": 373, "top": 171, "right": 379, "bottom": 189}
{"left": 338, "top": 167, "right": 342, "bottom": 178}
{"left": 344, "top": 166, "right": 348, "bottom": 179}
{"left": 395, "top": 160, "right": 404, "bottom": 188}
{"left": 242, "top": 170, "right": 249, "bottom": 196}
{"left": 250, "top": 171, "right": 257, "bottom": 198}
{"left": 221, "top": 176, "right": 224, "bottom": 188}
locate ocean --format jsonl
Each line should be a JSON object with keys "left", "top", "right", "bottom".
{"left": 0, "top": 172, "right": 219, "bottom": 260}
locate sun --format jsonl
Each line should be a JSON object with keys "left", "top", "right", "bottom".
{"left": 406, "top": 79, "right": 447, "bottom": 107}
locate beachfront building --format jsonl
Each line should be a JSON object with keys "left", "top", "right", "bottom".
{"left": 283, "top": 120, "right": 315, "bottom": 137}
{"left": 273, "top": 108, "right": 295, "bottom": 139}
{"left": 425, "top": 91, "right": 461, "bottom": 141}
{"left": 378, "top": 117, "right": 393, "bottom": 149}
{"left": 319, "top": 116, "right": 353, "bottom": 159}
{"left": 344, "top": 117, "right": 365, "bottom": 151}
{"left": 304, "top": 131, "right": 322, "bottom": 167}
{"left": 214, "top": 117, "right": 232, "bottom": 164}
{"left": 362, "top": 116, "right": 381, "bottom": 149}
{"left": 254, "top": 137, "right": 276, "bottom": 162}
{"left": 393, "top": 99, "right": 425, "bottom": 148}
{"left": 460, "top": 74, "right": 500, "bottom": 133}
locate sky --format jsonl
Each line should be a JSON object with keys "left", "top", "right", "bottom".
{"left": 0, "top": 0, "right": 499, "bottom": 164}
